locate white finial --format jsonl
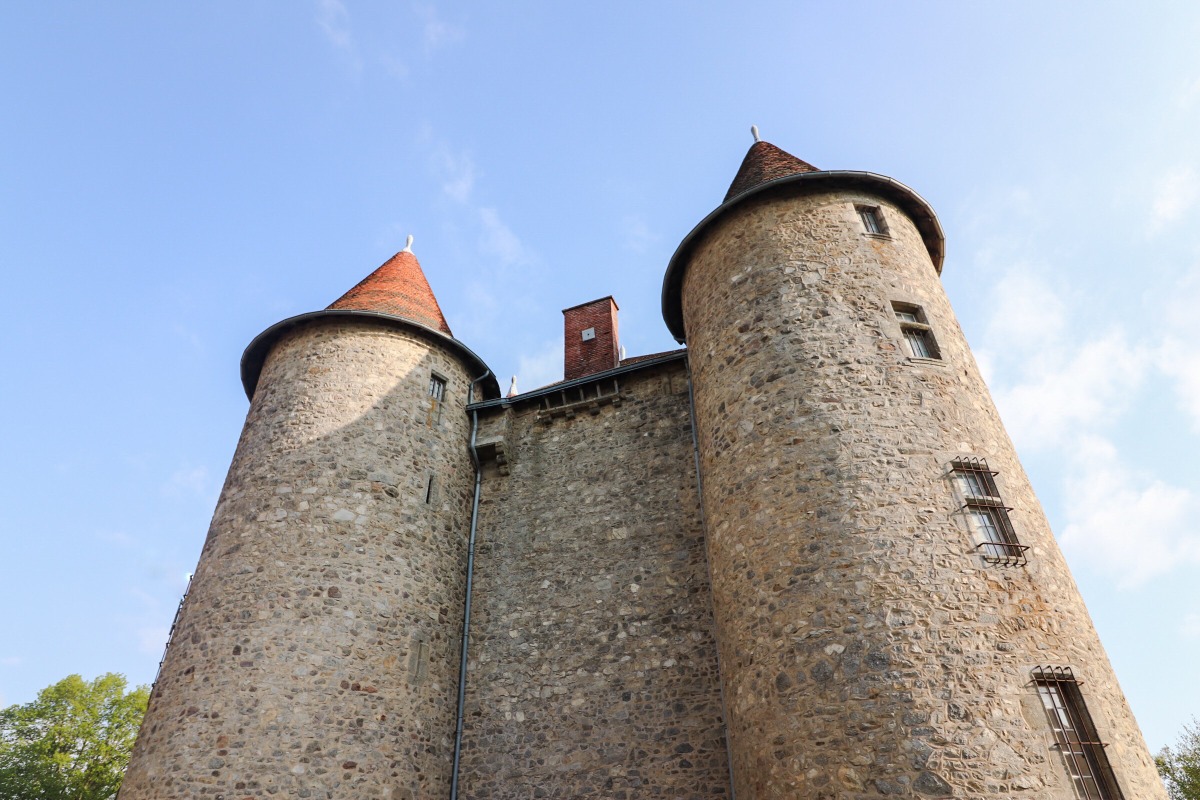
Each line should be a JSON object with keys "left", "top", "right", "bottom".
{"left": 506, "top": 376, "right": 518, "bottom": 398}
{"left": 402, "top": 234, "right": 414, "bottom": 253}
{"left": 751, "top": 125, "right": 760, "bottom": 143}
{"left": 619, "top": 345, "right": 627, "bottom": 361}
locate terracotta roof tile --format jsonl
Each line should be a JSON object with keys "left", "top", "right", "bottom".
{"left": 327, "top": 250, "right": 452, "bottom": 336}
{"left": 724, "top": 141, "right": 819, "bottom": 202}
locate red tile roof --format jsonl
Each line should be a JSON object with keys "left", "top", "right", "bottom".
{"left": 724, "top": 141, "right": 819, "bottom": 202}
{"left": 327, "top": 250, "right": 452, "bottom": 336}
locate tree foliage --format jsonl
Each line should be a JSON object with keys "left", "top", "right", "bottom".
{"left": 1159, "top": 717, "right": 1200, "bottom": 800}
{"left": 0, "top": 674, "right": 149, "bottom": 800}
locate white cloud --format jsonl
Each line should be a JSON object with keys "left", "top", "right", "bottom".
{"left": 983, "top": 268, "right": 1065, "bottom": 354}
{"left": 479, "top": 207, "right": 526, "bottom": 266}
{"left": 1149, "top": 165, "right": 1198, "bottom": 234}
{"left": 1178, "top": 75, "right": 1200, "bottom": 109}
{"left": 1183, "top": 613, "right": 1200, "bottom": 638}
{"left": 516, "top": 339, "right": 564, "bottom": 392}
{"left": 1060, "top": 435, "right": 1200, "bottom": 588}
{"left": 992, "top": 329, "right": 1145, "bottom": 449}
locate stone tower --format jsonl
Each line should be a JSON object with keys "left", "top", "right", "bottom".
{"left": 661, "top": 138, "right": 1166, "bottom": 797}
{"left": 120, "top": 247, "right": 498, "bottom": 798}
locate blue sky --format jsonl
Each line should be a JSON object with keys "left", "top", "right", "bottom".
{"left": 2, "top": 2, "right": 1198, "bottom": 754}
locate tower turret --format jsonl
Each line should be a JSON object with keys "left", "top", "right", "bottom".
{"left": 664, "top": 136, "right": 1165, "bottom": 798}
{"left": 121, "top": 244, "right": 497, "bottom": 799}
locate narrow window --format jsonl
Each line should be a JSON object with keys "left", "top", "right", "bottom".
{"left": 892, "top": 302, "right": 941, "bottom": 360}
{"left": 1032, "top": 667, "right": 1125, "bottom": 799}
{"left": 428, "top": 374, "right": 447, "bottom": 425}
{"left": 428, "top": 374, "right": 447, "bottom": 401}
{"left": 857, "top": 204, "right": 887, "bottom": 235}
{"left": 424, "top": 473, "right": 435, "bottom": 504}
{"left": 409, "top": 638, "right": 430, "bottom": 684}
{"left": 950, "top": 458, "right": 1028, "bottom": 565}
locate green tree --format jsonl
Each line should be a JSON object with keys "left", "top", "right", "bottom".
{"left": 0, "top": 674, "right": 149, "bottom": 800}
{"left": 1159, "top": 717, "right": 1200, "bottom": 800}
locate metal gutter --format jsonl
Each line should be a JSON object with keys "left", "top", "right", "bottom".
{"left": 240, "top": 308, "right": 500, "bottom": 401}
{"left": 466, "top": 349, "right": 688, "bottom": 411}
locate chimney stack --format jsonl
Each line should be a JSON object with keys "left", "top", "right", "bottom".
{"left": 563, "top": 296, "right": 619, "bottom": 381}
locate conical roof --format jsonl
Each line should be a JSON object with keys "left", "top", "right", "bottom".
{"left": 724, "top": 140, "right": 819, "bottom": 202}
{"left": 327, "top": 249, "right": 452, "bottom": 336}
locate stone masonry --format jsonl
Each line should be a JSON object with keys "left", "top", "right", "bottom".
{"left": 121, "top": 137, "right": 1165, "bottom": 799}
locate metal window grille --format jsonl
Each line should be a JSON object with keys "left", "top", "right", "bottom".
{"left": 904, "top": 328, "right": 936, "bottom": 358}
{"left": 429, "top": 375, "right": 447, "bottom": 401}
{"left": 1032, "top": 667, "right": 1124, "bottom": 800}
{"left": 858, "top": 205, "right": 884, "bottom": 234}
{"left": 950, "top": 458, "right": 1028, "bottom": 565}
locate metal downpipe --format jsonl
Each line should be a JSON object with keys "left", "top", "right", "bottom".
{"left": 450, "top": 369, "right": 490, "bottom": 800}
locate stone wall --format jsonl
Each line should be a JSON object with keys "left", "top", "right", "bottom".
{"left": 458, "top": 359, "right": 732, "bottom": 799}
{"left": 121, "top": 319, "right": 477, "bottom": 800}
{"left": 680, "top": 185, "right": 1166, "bottom": 799}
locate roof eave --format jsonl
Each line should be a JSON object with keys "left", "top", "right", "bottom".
{"left": 240, "top": 309, "right": 500, "bottom": 401}
{"left": 661, "top": 170, "right": 945, "bottom": 343}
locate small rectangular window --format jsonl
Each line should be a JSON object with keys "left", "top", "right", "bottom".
{"left": 857, "top": 205, "right": 887, "bottom": 235}
{"left": 950, "top": 458, "right": 1028, "bottom": 565}
{"left": 892, "top": 302, "right": 941, "bottom": 360}
{"left": 428, "top": 375, "right": 447, "bottom": 401}
{"left": 1032, "top": 667, "right": 1125, "bottom": 800}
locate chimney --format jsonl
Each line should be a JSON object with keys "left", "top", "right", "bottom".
{"left": 563, "top": 296, "right": 619, "bottom": 381}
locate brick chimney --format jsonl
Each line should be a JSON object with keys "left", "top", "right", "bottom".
{"left": 563, "top": 297, "right": 619, "bottom": 381}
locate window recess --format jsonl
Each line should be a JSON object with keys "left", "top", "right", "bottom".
{"left": 950, "top": 458, "right": 1028, "bottom": 566}
{"left": 856, "top": 204, "right": 888, "bottom": 236}
{"left": 1031, "top": 667, "right": 1124, "bottom": 800}
{"left": 427, "top": 373, "right": 447, "bottom": 425}
{"left": 892, "top": 302, "right": 941, "bottom": 360}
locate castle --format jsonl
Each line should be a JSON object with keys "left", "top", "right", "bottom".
{"left": 120, "top": 137, "right": 1166, "bottom": 799}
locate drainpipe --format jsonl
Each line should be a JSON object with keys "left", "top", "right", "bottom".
{"left": 686, "top": 356, "right": 737, "bottom": 800}
{"left": 451, "top": 369, "right": 490, "bottom": 800}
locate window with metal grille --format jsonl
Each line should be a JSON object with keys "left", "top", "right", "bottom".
{"left": 857, "top": 204, "right": 887, "bottom": 235}
{"left": 892, "top": 302, "right": 941, "bottom": 360}
{"left": 1032, "top": 667, "right": 1124, "bottom": 800}
{"left": 429, "top": 374, "right": 447, "bottom": 401}
{"left": 950, "top": 458, "right": 1028, "bottom": 565}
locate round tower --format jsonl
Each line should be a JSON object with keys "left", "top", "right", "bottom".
{"left": 121, "top": 246, "right": 498, "bottom": 799}
{"left": 663, "top": 138, "right": 1165, "bottom": 798}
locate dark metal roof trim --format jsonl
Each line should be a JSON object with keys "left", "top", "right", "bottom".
{"left": 240, "top": 309, "right": 500, "bottom": 401}
{"left": 467, "top": 350, "right": 688, "bottom": 411}
{"left": 661, "top": 170, "right": 946, "bottom": 342}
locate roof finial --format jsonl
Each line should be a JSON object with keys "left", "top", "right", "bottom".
{"left": 751, "top": 124, "right": 760, "bottom": 143}
{"left": 401, "top": 234, "right": 414, "bottom": 254}
{"left": 506, "top": 376, "right": 519, "bottom": 398}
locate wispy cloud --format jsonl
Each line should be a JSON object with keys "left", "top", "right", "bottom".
{"left": 516, "top": 338, "right": 564, "bottom": 391}
{"left": 316, "top": 0, "right": 362, "bottom": 71}
{"left": 622, "top": 216, "right": 658, "bottom": 254}
{"left": 479, "top": 208, "right": 526, "bottom": 266}
{"left": 432, "top": 144, "right": 476, "bottom": 203}
{"left": 0, "top": 656, "right": 22, "bottom": 667}
{"left": 1149, "top": 165, "right": 1198, "bottom": 234}
{"left": 163, "top": 465, "right": 210, "bottom": 500}
{"left": 1183, "top": 613, "right": 1200, "bottom": 638}
{"left": 97, "top": 530, "right": 135, "bottom": 548}
{"left": 415, "top": 4, "right": 464, "bottom": 53}
{"left": 137, "top": 626, "right": 171, "bottom": 657}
